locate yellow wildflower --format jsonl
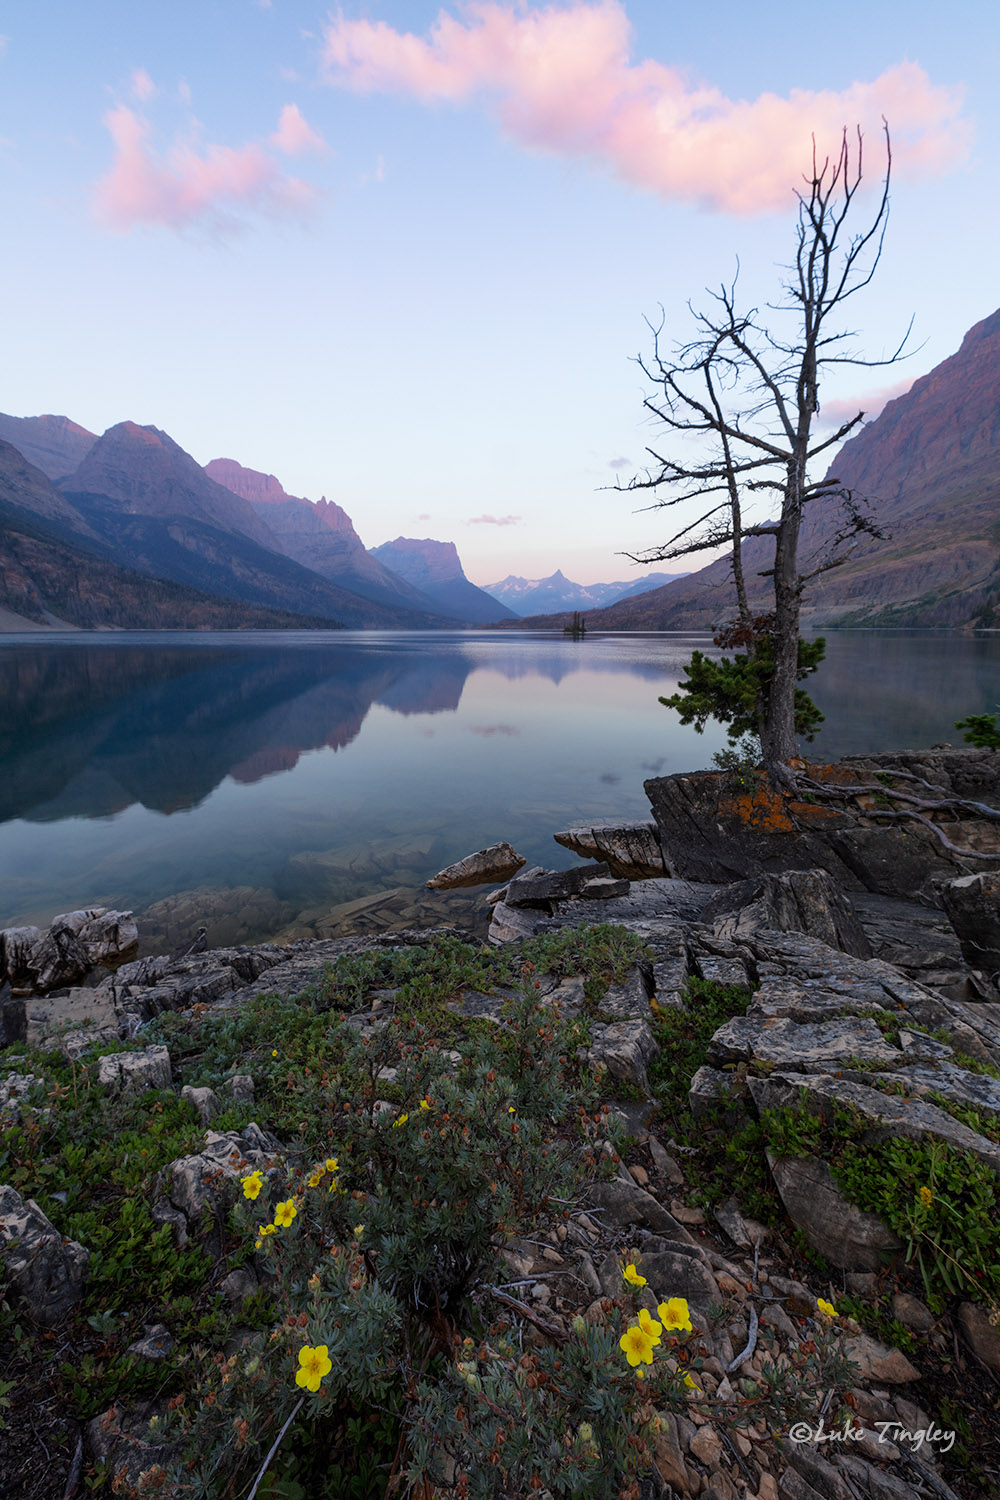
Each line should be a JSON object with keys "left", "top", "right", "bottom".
{"left": 353, "top": 1224, "right": 364, "bottom": 1239}
{"left": 919, "top": 1185, "right": 933, "bottom": 1208}
{"left": 392, "top": 1112, "right": 409, "bottom": 1128}
{"left": 326, "top": 1157, "right": 339, "bottom": 1173}
{"left": 273, "top": 1199, "right": 297, "bottom": 1229}
{"left": 241, "top": 1170, "right": 263, "bottom": 1201}
{"left": 420, "top": 1098, "right": 431, "bottom": 1111}
{"left": 307, "top": 1168, "right": 324, "bottom": 1188}
{"left": 683, "top": 1373, "right": 701, "bottom": 1391}
{"left": 638, "top": 1308, "right": 663, "bottom": 1345}
{"left": 271, "top": 1049, "right": 278, "bottom": 1058}
{"left": 657, "top": 1298, "right": 692, "bottom": 1333}
{"left": 623, "top": 1263, "right": 647, "bottom": 1288}
{"left": 816, "top": 1298, "right": 838, "bottom": 1318}
{"left": 619, "top": 1323, "right": 656, "bottom": 1367}
{"left": 257, "top": 1223, "right": 277, "bottom": 1238}
{"left": 295, "top": 1344, "right": 332, "bottom": 1393}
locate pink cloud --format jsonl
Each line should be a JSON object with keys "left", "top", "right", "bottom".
{"left": 322, "top": 1, "right": 970, "bottom": 213}
{"left": 817, "top": 377, "right": 915, "bottom": 429}
{"left": 270, "top": 103, "right": 327, "bottom": 155}
{"left": 94, "top": 105, "right": 317, "bottom": 231}
{"left": 468, "top": 513, "right": 522, "bottom": 526}
{"left": 129, "top": 68, "right": 156, "bottom": 102}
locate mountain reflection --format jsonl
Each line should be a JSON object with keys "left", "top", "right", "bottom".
{"left": 0, "top": 637, "right": 650, "bottom": 824}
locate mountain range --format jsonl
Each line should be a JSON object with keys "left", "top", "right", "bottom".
{"left": 482, "top": 568, "right": 687, "bottom": 616}
{"left": 1, "top": 305, "right": 996, "bottom": 632}
{"left": 0, "top": 422, "right": 497, "bottom": 630}
{"left": 494, "top": 307, "right": 1000, "bottom": 633}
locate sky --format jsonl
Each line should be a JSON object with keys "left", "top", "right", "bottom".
{"left": 1, "top": 1, "right": 997, "bottom": 586}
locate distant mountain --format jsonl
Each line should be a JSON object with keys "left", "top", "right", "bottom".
{"left": 0, "top": 413, "right": 97, "bottom": 481}
{"left": 0, "top": 447, "right": 341, "bottom": 631}
{"left": 205, "top": 459, "right": 457, "bottom": 618}
{"left": 50, "top": 423, "right": 457, "bottom": 629}
{"left": 484, "top": 568, "right": 685, "bottom": 616}
{"left": 496, "top": 308, "right": 1000, "bottom": 632}
{"left": 369, "top": 537, "right": 516, "bottom": 624}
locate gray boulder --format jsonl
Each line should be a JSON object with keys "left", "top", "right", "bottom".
{"left": 587, "top": 1018, "right": 659, "bottom": 1095}
{"left": 940, "top": 872, "right": 1000, "bottom": 980}
{"left": 0, "top": 909, "right": 138, "bottom": 994}
{"left": 98, "top": 1046, "right": 172, "bottom": 1095}
{"left": 426, "top": 842, "right": 526, "bottom": 890}
{"left": 766, "top": 1154, "right": 903, "bottom": 1271}
{"left": 167, "top": 1124, "right": 280, "bottom": 1223}
{"left": 553, "top": 821, "right": 669, "bottom": 879}
{"left": 0, "top": 1184, "right": 89, "bottom": 1325}
{"left": 702, "top": 869, "right": 872, "bottom": 959}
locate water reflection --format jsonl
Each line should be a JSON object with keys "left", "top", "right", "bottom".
{"left": 0, "top": 634, "right": 681, "bottom": 826}
{"left": 0, "top": 630, "right": 997, "bottom": 948}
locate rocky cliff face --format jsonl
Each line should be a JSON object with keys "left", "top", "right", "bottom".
{"left": 514, "top": 308, "right": 1000, "bottom": 632}
{"left": 205, "top": 459, "right": 455, "bottom": 617}
{"left": 369, "top": 537, "right": 515, "bottom": 623}
{"left": 0, "top": 413, "right": 97, "bottom": 481}
{"left": 67, "top": 425, "right": 282, "bottom": 552}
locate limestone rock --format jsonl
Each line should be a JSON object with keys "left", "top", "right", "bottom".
{"left": 766, "top": 1154, "right": 903, "bottom": 1271}
{"left": 0, "top": 1184, "right": 89, "bottom": 1325}
{"left": 599, "top": 966, "right": 653, "bottom": 1021}
{"left": 579, "top": 877, "right": 631, "bottom": 899}
{"left": 553, "top": 821, "right": 669, "bottom": 879}
{"left": 181, "top": 1085, "right": 223, "bottom": 1124}
{"left": 504, "top": 864, "right": 613, "bottom": 905}
{"left": 708, "top": 1015, "right": 900, "bottom": 1072}
{"left": 842, "top": 1333, "right": 921, "bottom": 1383}
{"left": 956, "top": 1299, "right": 1000, "bottom": 1369}
{"left": 488, "top": 900, "right": 545, "bottom": 945}
{"left": 688, "top": 1066, "right": 737, "bottom": 1121}
{"left": 0, "top": 994, "right": 26, "bottom": 1046}
{"left": 0, "top": 908, "right": 138, "bottom": 994}
{"left": 127, "top": 1323, "right": 175, "bottom": 1361}
{"left": 588, "top": 1180, "right": 692, "bottom": 1239}
{"left": 228, "top": 1074, "right": 255, "bottom": 1101}
{"left": 98, "top": 1045, "right": 172, "bottom": 1095}
{"left": 890, "top": 1292, "right": 935, "bottom": 1333}
{"left": 0, "top": 1072, "right": 40, "bottom": 1120}
{"left": 426, "top": 842, "right": 526, "bottom": 890}
{"left": 940, "top": 871, "right": 1000, "bottom": 979}
{"left": 703, "top": 869, "right": 872, "bottom": 958}
{"left": 634, "top": 1249, "right": 719, "bottom": 1312}
{"left": 168, "top": 1124, "right": 279, "bottom": 1222}
{"left": 587, "top": 1018, "right": 658, "bottom": 1094}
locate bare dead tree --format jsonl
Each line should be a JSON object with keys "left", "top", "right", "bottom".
{"left": 623, "top": 123, "right": 910, "bottom": 788}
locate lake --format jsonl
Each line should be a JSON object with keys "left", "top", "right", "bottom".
{"left": 1, "top": 629, "right": 998, "bottom": 951}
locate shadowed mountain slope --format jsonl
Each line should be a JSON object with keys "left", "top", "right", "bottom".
{"left": 499, "top": 309, "right": 1000, "bottom": 632}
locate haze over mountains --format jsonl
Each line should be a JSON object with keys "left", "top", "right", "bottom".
{"left": 0, "top": 306, "right": 996, "bottom": 632}
{"left": 496, "top": 307, "right": 1000, "bottom": 633}
{"left": 484, "top": 568, "right": 687, "bottom": 616}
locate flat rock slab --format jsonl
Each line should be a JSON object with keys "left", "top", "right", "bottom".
{"left": 748, "top": 1070, "right": 1000, "bottom": 1176}
{"left": 708, "top": 1015, "right": 900, "bottom": 1071}
{"left": 767, "top": 1153, "right": 903, "bottom": 1271}
{"left": 426, "top": 842, "right": 526, "bottom": 890}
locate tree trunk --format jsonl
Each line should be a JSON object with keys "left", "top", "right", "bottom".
{"left": 762, "top": 465, "right": 804, "bottom": 784}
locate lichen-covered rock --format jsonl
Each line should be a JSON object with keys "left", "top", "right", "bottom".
{"left": 766, "top": 1154, "right": 903, "bottom": 1271}
{"left": 0, "top": 1184, "right": 89, "bottom": 1325}
{"left": 98, "top": 1045, "right": 172, "bottom": 1095}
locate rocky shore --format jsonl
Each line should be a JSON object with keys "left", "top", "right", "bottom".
{"left": 1, "top": 747, "right": 998, "bottom": 1497}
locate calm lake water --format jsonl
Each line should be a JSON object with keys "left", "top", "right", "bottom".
{"left": 1, "top": 629, "right": 998, "bottom": 949}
